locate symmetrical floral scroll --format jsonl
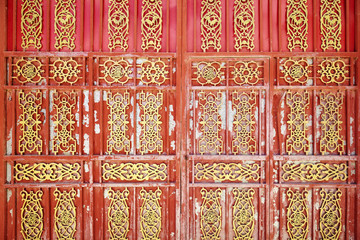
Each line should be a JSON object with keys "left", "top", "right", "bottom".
{"left": 320, "top": 0, "right": 342, "bottom": 51}
{"left": 107, "top": 188, "right": 130, "bottom": 239}
{"left": 286, "top": 189, "right": 309, "bottom": 240}
{"left": 281, "top": 58, "right": 311, "bottom": 85}
{"left": 100, "top": 58, "right": 132, "bottom": 85}
{"left": 108, "top": 0, "right": 129, "bottom": 51}
{"left": 107, "top": 91, "right": 130, "bottom": 154}
{"left": 320, "top": 91, "right": 344, "bottom": 155}
{"left": 194, "top": 62, "right": 224, "bottom": 86}
{"left": 19, "top": 90, "right": 43, "bottom": 155}
{"left": 102, "top": 163, "right": 167, "bottom": 181}
{"left": 234, "top": 0, "right": 255, "bottom": 51}
{"left": 286, "top": 91, "right": 310, "bottom": 155}
{"left": 14, "top": 163, "right": 81, "bottom": 181}
{"left": 232, "top": 188, "right": 255, "bottom": 240}
{"left": 231, "top": 61, "right": 260, "bottom": 86}
{"left": 200, "top": 188, "right": 222, "bottom": 239}
{"left": 318, "top": 58, "right": 349, "bottom": 85}
{"left": 282, "top": 163, "right": 347, "bottom": 182}
{"left": 198, "top": 91, "right": 223, "bottom": 155}
{"left": 13, "top": 57, "right": 44, "bottom": 84}
{"left": 54, "top": 189, "right": 77, "bottom": 240}
{"left": 20, "top": 190, "right": 44, "bottom": 240}
{"left": 21, "top": 0, "right": 43, "bottom": 50}
{"left": 232, "top": 91, "right": 257, "bottom": 154}
{"left": 138, "top": 58, "right": 169, "bottom": 85}
{"left": 139, "top": 91, "right": 163, "bottom": 155}
{"left": 50, "top": 58, "right": 81, "bottom": 85}
{"left": 52, "top": 91, "right": 77, "bottom": 155}
{"left": 141, "top": 0, "right": 163, "bottom": 51}
{"left": 54, "top": 0, "right": 76, "bottom": 50}
{"left": 140, "top": 188, "right": 162, "bottom": 240}
{"left": 195, "top": 163, "right": 260, "bottom": 182}
{"left": 286, "top": 0, "right": 308, "bottom": 51}
{"left": 201, "top": 0, "right": 222, "bottom": 52}
{"left": 319, "top": 189, "right": 342, "bottom": 240}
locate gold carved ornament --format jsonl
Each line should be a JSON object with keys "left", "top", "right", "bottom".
{"left": 281, "top": 58, "right": 311, "bottom": 85}
{"left": 21, "top": 0, "right": 43, "bottom": 50}
{"left": 107, "top": 188, "right": 130, "bottom": 240}
{"left": 138, "top": 58, "right": 169, "bottom": 85}
{"left": 102, "top": 163, "right": 167, "bottom": 181}
{"left": 54, "top": 189, "right": 77, "bottom": 240}
{"left": 282, "top": 162, "right": 347, "bottom": 182}
{"left": 286, "top": 0, "right": 308, "bottom": 51}
{"left": 15, "top": 163, "right": 81, "bottom": 181}
{"left": 141, "top": 0, "right": 163, "bottom": 51}
{"left": 201, "top": 0, "right": 222, "bottom": 52}
{"left": 231, "top": 61, "right": 260, "bottom": 86}
{"left": 50, "top": 58, "right": 81, "bottom": 85}
{"left": 139, "top": 91, "right": 163, "bottom": 155}
{"left": 286, "top": 189, "right": 309, "bottom": 240}
{"left": 319, "top": 189, "right": 342, "bottom": 240}
{"left": 198, "top": 91, "right": 223, "bottom": 155}
{"left": 107, "top": 91, "right": 131, "bottom": 154}
{"left": 232, "top": 188, "right": 255, "bottom": 240}
{"left": 232, "top": 91, "right": 257, "bottom": 154}
{"left": 140, "top": 188, "right": 162, "bottom": 240}
{"left": 18, "top": 90, "right": 43, "bottom": 155}
{"left": 200, "top": 188, "right": 222, "bottom": 240}
{"left": 13, "top": 57, "right": 45, "bottom": 84}
{"left": 52, "top": 91, "right": 77, "bottom": 155}
{"left": 20, "top": 190, "right": 44, "bottom": 240}
{"left": 234, "top": 0, "right": 255, "bottom": 51}
{"left": 54, "top": 0, "right": 76, "bottom": 50}
{"left": 286, "top": 91, "right": 310, "bottom": 155}
{"left": 318, "top": 58, "right": 349, "bottom": 85}
{"left": 195, "top": 163, "right": 260, "bottom": 182}
{"left": 108, "top": 0, "right": 129, "bottom": 51}
{"left": 320, "top": 91, "right": 344, "bottom": 155}
{"left": 320, "top": 0, "right": 342, "bottom": 51}
{"left": 194, "top": 62, "right": 224, "bottom": 86}
{"left": 100, "top": 58, "right": 132, "bottom": 85}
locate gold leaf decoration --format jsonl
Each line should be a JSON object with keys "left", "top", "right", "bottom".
{"left": 50, "top": 58, "right": 81, "bottom": 85}
{"left": 281, "top": 58, "right": 311, "bottom": 85}
{"left": 234, "top": 0, "right": 255, "bottom": 51}
{"left": 107, "top": 188, "right": 130, "bottom": 239}
{"left": 138, "top": 58, "right": 169, "bottom": 85}
{"left": 140, "top": 188, "right": 162, "bottom": 240}
{"left": 318, "top": 58, "right": 349, "bottom": 85}
{"left": 13, "top": 57, "right": 45, "bottom": 84}
{"left": 200, "top": 188, "right": 222, "bottom": 239}
{"left": 319, "top": 189, "right": 342, "bottom": 240}
{"left": 201, "top": 0, "right": 222, "bottom": 52}
{"left": 54, "top": 0, "right": 76, "bottom": 50}
{"left": 286, "top": 189, "right": 309, "bottom": 240}
{"left": 21, "top": 0, "right": 43, "bottom": 50}
{"left": 141, "top": 0, "right": 163, "bottom": 52}
{"left": 54, "top": 189, "right": 77, "bottom": 240}
{"left": 108, "top": 0, "right": 129, "bottom": 51}
{"left": 100, "top": 58, "right": 132, "bottom": 85}
{"left": 194, "top": 61, "right": 225, "bottom": 86}
{"left": 320, "top": 0, "right": 342, "bottom": 51}
{"left": 286, "top": 0, "right": 308, "bottom": 51}
{"left": 231, "top": 61, "right": 260, "bottom": 86}
{"left": 102, "top": 163, "right": 167, "bottom": 181}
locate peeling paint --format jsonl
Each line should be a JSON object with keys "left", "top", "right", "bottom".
{"left": 169, "top": 105, "right": 176, "bottom": 136}
{"left": 136, "top": 102, "right": 141, "bottom": 151}
{"left": 94, "top": 90, "right": 101, "bottom": 103}
{"left": 260, "top": 93, "right": 265, "bottom": 113}
{"left": 103, "top": 90, "right": 107, "bottom": 101}
{"left": 7, "top": 189, "right": 12, "bottom": 202}
{"left": 189, "top": 119, "right": 193, "bottom": 131}
{"left": 170, "top": 141, "right": 175, "bottom": 150}
{"left": 77, "top": 189, "right": 81, "bottom": 197}
{"left": 6, "top": 128, "right": 12, "bottom": 155}
{"left": 130, "top": 96, "right": 134, "bottom": 128}
{"left": 83, "top": 90, "right": 89, "bottom": 111}
{"left": 83, "top": 133, "right": 89, "bottom": 154}
{"left": 75, "top": 113, "right": 80, "bottom": 127}
{"left": 94, "top": 110, "right": 99, "bottom": 123}
{"left": 219, "top": 91, "right": 226, "bottom": 130}
{"left": 83, "top": 114, "right": 89, "bottom": 127}
{"left": 95, "top": 124, "right": 100, "bottom": 134}
{"left": 6, "top": 163, "right": 11, "bottom": 182}
{"left": 84, "top": 162, "right": 89, "bottom": 173}
{"left": 228, "top": 100, "right": 235, "bottom": 132}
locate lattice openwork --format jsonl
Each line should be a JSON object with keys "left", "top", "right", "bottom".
{"left": 54, "top": 189, "right": 77, "bottom": 240}
{"left": 107, "top": 188, "right": 130, "bottom": 240}
{"left": 194, "top": 61, "right": 225, "bottom": 86}
{"left": 13, "top": 57, "right": 44, "bottom": 84}
{"left": 286, "top": 0, "right": 308, "bottom": 51}
{"left": 319, "top": 189, "right": 342, "bottom": 240}
{"left": 138, "top": 58, "right": 169, "bottom": 86}
{"left": 102, "top": 163, "right": 167, "bottom": 181}
{"left": 281, "top": 58, "right": 311, "bottom": 85}
{"left": 54, "top": 0, "right": 76, "bottom": 50}
{"left": 49, "top": 58, "right": 81, "bottom": 85}
{"left": 234, "top": 0, "right": 255, "bottom": 51}
{"left": 200, "top": 188, "right": 222, "bottom": 240}
{"left": 201, "top": 0, "right": 222, "bottom": 52}
{"left": 141, "top": 0, "right": 163, "bottom": 52}
{"left": 320, "top": 0, "right": 342, "bottom": 51}
{"left": 231, "top": 61, "right": 260, "bottom": 86}
{"left": 21, "top": 0, "right": 43, "bottom": 50}
{"left": 318, "top": 58, "right": 350, "bottom": 85}
{"left": 140, "top": 188, "right": 162, "bottom": 240}
{"left": 286, "top": 189, "right": 309, "bottom": 240}
{"left": 100, "top": 58, "right": 132, "bottom": 85}
{"left": 108, "top": 0, "right": 129, "bottom": 51}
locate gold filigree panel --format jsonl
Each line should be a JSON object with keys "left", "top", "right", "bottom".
{"left": 50, "top": 58, "right": 81, "bottom": 85}
{"left": 102, "top": 163, "right": 167, "bottom": 181}
{"left": 54, "top": 0, "right": 76, "bottom": 50}
{"left": 234, "top": 0, "right": 255, "bottom": 51}
{"left": 108, "top": 0, "right": 129, "bottom": 51}
{"left": 318, "top": 58, "right": 350, "bottom": 85}
{"left": 54, "top": 189, "right": 77, "bottom": 240}
{"left": 141, "top": 0, "right": 163, "bottom": 51}
{"left": 286, "top": 189, "right": 309, "bottom": 240}
{"left": 20, "top": 190, "right": 44, "bottom": 240}
{"left": 200, "top": 188, "right": 222, "bottom": 239}
{"left": 282, "top": 163, "right": 347, "bottom": 182}
{"left": 14, "top": 163, "right": 81, "bottom": 181}
{"left": 320, "top": 0, "right": 342, "bottom": 51}
{"left": 286, "top": 0, "right": 308, "bottom": 51}
{"left": 100, "top": 58, "right": 132, "bottom": 85}
{"left": 140, "top": 188, "right": 162, "bottom": 240}
{"left": 107, "top": 188, "right": 130, "bottom": 240}
{"left": 194, "top": 62, "right": 225, "bottom": 86}
{"left": 232, "top": 188, "right": 255, "bottom": 240}
{"left": 13, "top": 57, "right": 45, "bottom": 84}
{"left": 281, "top": 58, "right": 311, "bottom": 85}
{"left": 319, "top": 189, "right": 342, "bottom": 240}
{"left": 231, "top": 61, "right": 260, "bottom": 86}
{"left": 138, "top": 58, "right": 169, "bottom": 85}
{"left": 21, "top": 0, "right": 43, "bottom": 50}
{"left": 201, "top": 0, "right": 222, "bottom": 52}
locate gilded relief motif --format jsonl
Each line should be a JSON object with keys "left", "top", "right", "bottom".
{"left": 107, "top": 188, "right": 130, "bottom": 239}
{"left": 231, "top": 61, "right": 260, "bottom": 86}
{"left": 318, "top": 58, "right": 349, "bottom": 85}
{"left": 194, "top": 62, "right": 225, "bottom": 86}
{"left": 102, "top": 163, "right": 167, "bottom": 181}
{"left": 138, "top": 58, "right": 169, "bottom": 85}
{"left": 319, "top": 189, "right": 342, "bottom": 240}
{"left": 201, "top": 0, "right": 222, "bottom": 52}
{"left": 50, "top": 58, "right": 81, "bottom": 85}
{"left": 100, "top": 58, "right": 132, "bottom": 85}
{"left": 54, "top": 0, "right": 76, "bottom": 50}
{"left": 54, "top": 189, "right": 77, "bottom": 240}
{"left": 21, "top": 0, "right": 43, "bottom": 50}
{"left": 286, "top": 0, "right": 308, "bottom": 51}
{"left": 281, "top": 58, "right": 311, "bottom": 85}
{"left": 200, "top": 188, "right": 222, "bottom": 239}
{"left": 141, "top": 0, "right": 163, "bottom": 51}
{"left": 108, "top": 0, "right": 129, "bottom": 51}
{"left": 286, "top": 189, "right": 309, "bottom": 240}
{"left": 320, "top": 0, "right": 342, "bottom": 51}
{"left": 140, "top": 188, "right": 162, "bottom": 240}
{"left": 13, "top": 57, "right": 45, "bottom": 84}
{"left": 234, "top": 0, "right": 255, "bottom": 51}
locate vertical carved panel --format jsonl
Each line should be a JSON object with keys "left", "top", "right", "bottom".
{"left": 141, "top": 0, "right": 163, "bottom": 52}
{"left": 232, "top": 188, "right": 255, "bottom": 239}
{"left": 320, "top": 91, "right": 344, "bottom": 155}
{"left": 319, "top": 189, "right": 342, "bottom": 240}
{"left": 286, "top": 189, "right": 309, "bottom": 240}
{"left": 20, "top": 190, "right": 44, "bottom": 240}
{"left": 50, "top": 58, "right": 81, "bottom": 85}
{"left": 107, "top": 188, "right": 130, "bottom": 240}
{"left": 54, "top": 0, "right": 76, "bottom": 50}
{"left": 200, "top": 188, "right": 222, "bottom": 240}
{"left": 19, "top": 90, "right": 43, "bottom": 155}
{"left": 52, "top": 91, "right": 77, "bottom": 155}
{"left": 234, "top": 0, "right": 255, "bottom": 51}
{"left": 108, "top": 0, "right": 129, "bottom": 51}
{"left": 320, "top": 0, "right": 342, "bottom": 51}
{"left": 21, "top": 0, "right": 43, "bottom": 50}
{"left": 140, "top": 188, "right": 162, "bottom": 240}
{"left": 13, "top": 57, "right": 45, "bottom": 84}
{"left": 286, "top": 0, "right": 308, "bottom": 51}
{"left": 100, "top": 58, "right": 132, "bottom": 85}
{"left": 281, "top": 58, "right": 311, "bottom": 85}
{"left": 54, "top": 189, "right": 77, "bottom": 239}
{"left": 138, "top": 58, "right": 169, "bottom": 86}
{"left": 201, "top": 0, "right": 222, "bottom": 52}
{"left": 286, "top": 91, "right": 310, "bottom": 155}
{"left": 318, "top": 59, "right": 349, "bottom": 85}
{"left": 232, "top": 91, "right": 256, "bottom": 155}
